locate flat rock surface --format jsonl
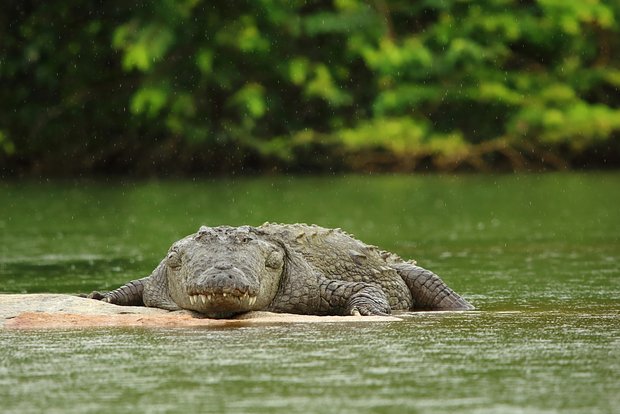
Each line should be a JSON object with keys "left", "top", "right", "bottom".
{"left": 0, "top": 294, "right": 401, "bottom": 329}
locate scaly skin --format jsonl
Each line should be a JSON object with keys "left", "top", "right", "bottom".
{"left": 89, "top": 223, "right": 473, "bottom": 318}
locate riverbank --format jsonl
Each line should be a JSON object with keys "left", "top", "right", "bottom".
{"left": 0, "top": 294, "right": 400, "bottom": 329}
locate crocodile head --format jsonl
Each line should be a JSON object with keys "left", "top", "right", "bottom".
{"left": 163, "top": 225, "right": 284, "bottom": 318}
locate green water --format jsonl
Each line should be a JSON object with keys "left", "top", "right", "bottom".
{"left": 1, "top": 173, "right": 619, "bottom": 413}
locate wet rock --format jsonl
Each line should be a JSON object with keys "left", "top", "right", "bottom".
{"left": 0, "top": 294, "right": 401, "bottom": 329}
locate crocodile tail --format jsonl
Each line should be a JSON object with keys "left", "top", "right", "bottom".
{"left": 391, "top": 263, "right": 474, "bottom": 311}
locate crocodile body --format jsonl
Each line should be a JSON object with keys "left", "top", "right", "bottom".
{"left": 90, "top": 223, "right": 473, "bottom": 318}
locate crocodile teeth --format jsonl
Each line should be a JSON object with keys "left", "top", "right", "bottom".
{"left": 190, "top": 293, "right": 256, "bottom": 306}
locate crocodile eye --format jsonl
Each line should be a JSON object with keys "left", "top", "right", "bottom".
{"left": 239, "top": 236, "right": 253, "bottom": 244}
{"left": 166, "top": 251, "right": 182, "bottom": 269}
{"left": 265, "top": 250, "right": 284, "bottom": 270}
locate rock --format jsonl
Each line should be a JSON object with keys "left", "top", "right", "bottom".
{"left": 0, "top": 294, "right": 401, "bottom": 329}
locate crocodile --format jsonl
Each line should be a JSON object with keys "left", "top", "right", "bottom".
{"left": 88, "top": 223, "right": 473, "bottom": 318}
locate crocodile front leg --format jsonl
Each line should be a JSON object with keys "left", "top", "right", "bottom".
{"left": 88, "top": 276, "right": 147, "bottom": 306}
{"left": 319, "top": 278, "right": 392, "bottom": 316}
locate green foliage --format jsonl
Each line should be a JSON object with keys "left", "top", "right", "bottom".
{"left": 0, "top": 131, "right": 15, "bottom": 155}
{"left": 131, "top": 86, "right": 169, "bottom": 118}
{"left": 1, "top": 0, "right": 619, "bottom": 174}
{"left": 113, "top": 22, "right": 175, "bottom": 72}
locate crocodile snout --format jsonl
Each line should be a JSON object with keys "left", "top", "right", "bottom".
{"left": 184, "top": 264, "right": 260, "bottom": 317}
{"left": 197, "top": 264, "right": 254, "bottom": 294}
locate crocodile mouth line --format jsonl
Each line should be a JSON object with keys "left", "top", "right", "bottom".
{"left": 188, "top": 292, "right": 257, "bottom": 306}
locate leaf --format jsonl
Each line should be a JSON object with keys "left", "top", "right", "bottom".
{"left": 289, "top": 58, "right": 309, "bottom": 85}
{"left": 0, "top": 130, "right": 16, "bottom": 155}
{"left": 196, "top": 49, "right": 213, "bottom": 74}
{"left": 113, "top": 22, "right": 174, "bottom": 72}
{"left": 230, "top": 84, "right": 266, "bottom": 119}
{"left": 305, "top": 65, "right": 352, "bottom": 106}
{"left": 130, "top": 86, "right": 168, "bottom": 117}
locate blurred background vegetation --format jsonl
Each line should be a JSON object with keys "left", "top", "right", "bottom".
{"left": 1, "top": 0, "right": 619, "bottom": 176}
